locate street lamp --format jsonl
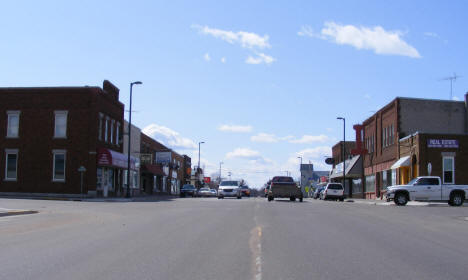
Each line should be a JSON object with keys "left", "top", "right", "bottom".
{"left": 337, "top": 117, "right": 347, "bottom": 197}
{"left": 198, "top": 141, "right": 205, "bottom": 172}
{"left": 219, "top": 161, "right": 223, "bottom": 183}
{"left": 126, "top": 81, "right": 142, "bottom": 198}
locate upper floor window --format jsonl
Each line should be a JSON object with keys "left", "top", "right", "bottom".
{"left": 54, "top": 111, "right": 68, "bottom": 138}
{"left": 116, "top": 122, "right": 121, "bottom": 146}
{"left": 52, "top": 150, "right": 66, "bottom": 182}
{"left": 7, "top": 111, "right": 20, "bottom": 138}
{"left": 104, "top": 117, "right": 109, "bottom": 142}
{"left": 5, "top": 149, "right": 18, "bottom": 181}
{"left": 110, "top": 120, "right": 115, "bottom": 144}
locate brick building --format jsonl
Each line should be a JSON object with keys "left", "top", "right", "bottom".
{"left": 0, "top": 80, "right": 137, "bottom": 197}
{"left": 359, "top": 96, "right": 468, "bottom": 199}
{"left": 329, "top": 141, "right": 364, "bottom": 198}
{"left": 140, "top": 133, "right": 191, "bottom": 195}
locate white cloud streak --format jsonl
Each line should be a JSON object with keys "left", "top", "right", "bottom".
{"left": 226, "top": 148, "right": 261, "bottom": 160}
{"left": 192, "top": 25, "right": 271, "bottom": 49}
{"left": 245, "top": 53, "right": 276, "bottom": 65}
{"left": 218, "top": 124, "right": 253, "bottom": 133}
{"left": 289, "top": 134, "right": 331, "bottom": 144}
{"left": 204, "top": 53, "right": 211, "bottom": 61}
{"left": 300, "top": 22, "right": 421, "bottom": 58}
{"left": 142, "top": 124, "right": 197, "bottom": 150}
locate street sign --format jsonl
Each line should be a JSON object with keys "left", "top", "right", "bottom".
{"left": 325, "top": 158, "right": 334, "bottom": 165}
{"left": 78, "top": 166, "right": 86, "bottom": 172}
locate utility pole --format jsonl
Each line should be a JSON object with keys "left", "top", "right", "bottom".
{"left": 219, "top": 161, "right": 223, "bottom": 183}
{"left": 337, "top": 117, "right": 347, "bottom": 197}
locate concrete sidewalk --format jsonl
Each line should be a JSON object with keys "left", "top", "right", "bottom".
{"left": 0, "top": 207, "right": 38, "bottom": 217}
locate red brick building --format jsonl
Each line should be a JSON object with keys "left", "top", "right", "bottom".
{"left": 0, "top": 80, "right": 137, "bottom": 197}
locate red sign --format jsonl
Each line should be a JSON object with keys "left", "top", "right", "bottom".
{"left": 320, "top": 176, "right": 328, "bottom": 183}
{"left": 204, "top": 177, "right": 211, "bottom": 184}
{"left": 352, "top": 124, "right": 367, "bottom": 155}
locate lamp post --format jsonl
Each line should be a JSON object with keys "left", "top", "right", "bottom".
{"left": 337, "top": 117, "right": 347, "bottom": 197}
{"left": 297, "top": 156, "right": 303, "bottom": 195}
{"left": 198, "top": 141, "right": 204, "bottom": 187}
{"left": 126, "top": 81, "right": 142, "bottom": 198}
{"left": 219, "top": 161, "right": 223, "bottom": 183}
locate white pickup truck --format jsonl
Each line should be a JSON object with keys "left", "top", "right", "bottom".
{"left": 386, "top": 176, "right": 468, "bottom": 206}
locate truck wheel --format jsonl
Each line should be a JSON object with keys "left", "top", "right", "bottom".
{"left": 237, "top": 196, "right": 242, "bottom": 199}
{"left": 268, "top": 196, "right": 273, "bottom": 201}
{"left": 299, "top": 197, "right": 303, "bottom": 202}
{"left": 449, "top": 192, "right": 464, "bottom": 206}
{"left": 290, "top": 197, "right": 295, "bottom": 201}
{"left": 394, "top": 193, "right": 408, "bottom": 206}
{"left": 339, "top": 197, "right": 344, "bottom": 202}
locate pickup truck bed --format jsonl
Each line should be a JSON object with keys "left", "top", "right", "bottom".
{"left": 267, "top": 176, "right": 303, "bottom": 202}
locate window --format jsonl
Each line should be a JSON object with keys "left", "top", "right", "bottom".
{"left": 110, "top": 120, "right": 115, "bottom": 144}
{"left": 98, "top": 113, "right": 104, "bottom": 140}
{"left": 104, "top": 117, "right": 109, "bottom": 142}
{"left": 5, "top": 149, "right": 18, "bottom": 181}
{"left": 443, "top": 156, "right": 454, "bottom": 184}
{"left": 116, "top": 122, "right": 121, "bottom": 146}
{"left": 7, "top": 111, "right": 20, "bottom": 138}
{"left": 53, "top": 150, "right": 66, "bottom": 181}
{"left": 54, "top": 111, "right": 68, "bottom": 138}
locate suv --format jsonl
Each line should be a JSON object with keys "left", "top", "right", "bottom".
{"left": 321, "top": 183, "right": 345, "bottom": 201}
{"left": 218, "top": 180, "right": 242, "bottom": 199}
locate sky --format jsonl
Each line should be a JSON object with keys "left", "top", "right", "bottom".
{"left": 2, "top": 0, "right": 468, "bottom": 188}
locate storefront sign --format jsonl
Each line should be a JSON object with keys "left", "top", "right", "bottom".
{"left": 97, "top": 148, "right": 136, "bottom": 169}
{"left": 427, "top": 139, "right": 458, "bottom": 148}
{"left": 204, "top": 177, "right": 211, "bottom": 184}
{"left": 155, "top": 152, "right": 172, "bottom": 164}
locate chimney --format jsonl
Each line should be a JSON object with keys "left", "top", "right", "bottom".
{"left": 103, "top": 80, "right": 120, "bottom": 101}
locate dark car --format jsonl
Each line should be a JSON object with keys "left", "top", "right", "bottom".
{"left": 241, "top": 186, "right": 251, "bottom": 197}
{"left": 180, "top": 184, "right": 196, "bottom": 197}
{"left": 313, "top": 187, "right": 325, "bottom": 199}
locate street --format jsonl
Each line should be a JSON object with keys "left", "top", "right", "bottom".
{"left": 1, "top": 197, "right": 468, "bottom": 280}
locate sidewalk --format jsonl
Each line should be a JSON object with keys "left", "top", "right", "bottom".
{"left": 344, "top": 198, "right": 465, "bottom": 207}
{"left": 0, "top": 208, "right": 38, "bottom": 217}
{"left": 0, "top": 193, "right": 178, "bottom": 203}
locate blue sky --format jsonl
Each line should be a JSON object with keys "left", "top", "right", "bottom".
{"left": 2, "top": 0, "right": 468, "bottom": 187}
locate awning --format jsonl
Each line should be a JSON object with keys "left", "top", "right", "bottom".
{"left": 329, "top": 155, "right": 362, "bottom": 179}
{"left": 97, "top": 148, "right": 138, "bottom": 170}
{"left": 141, "top": 164, "right": 165, "bottom": 176}
{"left": 391, "top": 156, "right": 410, "bottom": 169}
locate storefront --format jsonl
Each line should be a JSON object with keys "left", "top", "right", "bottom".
{"left": 329, "top": 155, "right": 363, "bottom": 198}
{"left": 140, "top": 164, "right": 164, "bottom": 194}
{"left": 398, "top": 133, "right": 468, "bottom": 185}
{"left": 97, "top": 148, "right": 137, "bottom": 197}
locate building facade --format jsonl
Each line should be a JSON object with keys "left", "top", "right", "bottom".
{"left": 0, "top": 80, "right": 137, "bottom": 197}
{"left": 123, "top": 120, "right": 141, "bottom": 196}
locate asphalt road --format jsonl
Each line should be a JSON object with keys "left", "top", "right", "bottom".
{"left": 1, "top": 197, "right": 467, "bottom": 280}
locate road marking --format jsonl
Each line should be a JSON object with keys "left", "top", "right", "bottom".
{"left": 250, "top": 226, "right": 262, "bottom": 280}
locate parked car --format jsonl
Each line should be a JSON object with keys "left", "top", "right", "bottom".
{"left": 210, "top": 189, "right": 217, "bottom": 196}
{"left": 267, "top": 176, "right": 303, "bottom": 202}
{"left": 386, "top": 176, "right": 468, "bottom": 206}
{"left": 321, "top": 183, "right": 345, "bottom": 201}
{"left": 180, "top": 184, "right": 197, "bottom": 197}
{"left": 313, "top": 186, "right": 325, "bottom": 199}
{"left": 218, "top": 180, "right": 242, "bottom": 199}
{"left": 241, "top": 186, "right": 251, "bottom": 197}
{"left": 197, "top": 187, "right": 213, "bottom": 197}
{"left": 264, "top": 184, "right": 270, "bottom": 197}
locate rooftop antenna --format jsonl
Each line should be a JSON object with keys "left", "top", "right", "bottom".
{"left": 440, "top": 73, "right": 462, "bottom": 100}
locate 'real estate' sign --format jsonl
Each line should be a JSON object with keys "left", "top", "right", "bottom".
{"left": 427, "top": 139, "right": 459, "bottom": 148}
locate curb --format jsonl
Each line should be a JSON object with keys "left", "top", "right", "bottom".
{"left": 0, "top": 210, "right": 38, "bottom": 217}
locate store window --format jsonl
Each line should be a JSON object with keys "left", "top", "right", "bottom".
{"left": 365, "top": 175, "right": 375, "bottom": 193}
{"left": 7, "top": 111, "right": 20, "bottom": 138}
{"left": 352, "top": 178, "right": 362, "bottom": 194}
{"left": 5, "top": 149, "right": 18, "bottom": 181}
{"left": 54, "top": 111, "right": 68, "bottom": 138}
{"left": 116, "top": 122, "right": 121, "bottom": 146}
{"left": 443, "top": 156, "right": 455, "bottom": 184}
{"left": 53, "top": 150, "right": 66, "bottom": 181}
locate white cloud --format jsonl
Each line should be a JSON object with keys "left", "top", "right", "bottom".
{"left": 204, "top": 53, "right": 211, "bottom": 61}
{"left": 300, "top": 22, "right": 421, "bottom": 58}
{"left": 246, "top": 53, "right": 276, "bottom": 65}
{"left": 296, "top": 146, "right": 331, "bottom": 159}
{"left": 226, "top": 148, "right": 261, "bottom": 160}
{"left": 452, "top": 96, "right": 460, "bottom": 101}
{"left": 424, "top": 32, "right": 438, "bottom": 38}
{"left": 221, "top": 57, "right": 226, "bottom": 63}
{"left": 142, "top": 124, "right": 197, "bottom": 150}
{"left": 251, "top": 133, "right": 279, "bottom": 143}
{"left": 192, "top": 25, "right": 271, "bottom": 49}
{"left": 218, "top": 124, "right": 253, "bottom": 133}
{"left": 364, "top": 93, "right": 371, "bottom": 99}
{"left": 289, "top": 134, "right": 331, "bottom": 144}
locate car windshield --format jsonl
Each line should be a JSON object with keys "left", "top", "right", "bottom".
{"left": 408, "top": 178, "right": 418, "bottom": 185}
{"left": 272, "top": 176, "right": 294, "bottom": 183}
{"left": 182, "top": 185, "right": 195, "bottom": 189}
{"left": 220, "top": 181, "right": 238, "bottom": 186}
{"left": 200, "top": 188, "right": 210, "bottom": 191}
{"left": 327, "top": 184, "right": 343, "bottom": 190}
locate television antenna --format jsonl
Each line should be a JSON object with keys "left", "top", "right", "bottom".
{"left": 440, "top": 73, "right": 462, "bottom": 100}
